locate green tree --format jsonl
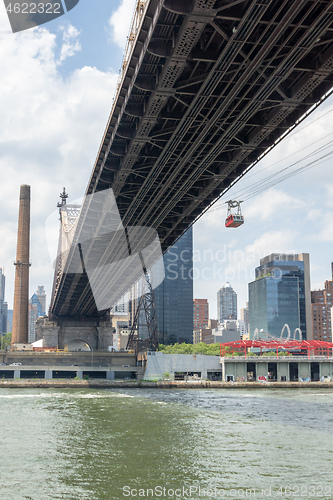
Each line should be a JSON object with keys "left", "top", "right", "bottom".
{"left": 193, "top": 342, "right": 208, "bottom": 355}
{"left": 158, "top": 342, "right": 222, "bottom": 356}
{"left": 278, "top": 351, "right": 292, "bottom": 357}
{"left": 206, "top": 343, "right": 221, "bottom": 356}
{"left": 1, "top": 333, "right": 11, "bottom": 349}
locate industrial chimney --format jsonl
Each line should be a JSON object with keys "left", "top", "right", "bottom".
{"left": 12, "top": 185, "right": 31, "bottom": 345}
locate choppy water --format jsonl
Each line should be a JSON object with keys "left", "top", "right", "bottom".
{"left": 0, "top": 387, "right": 333, "bottom": 500}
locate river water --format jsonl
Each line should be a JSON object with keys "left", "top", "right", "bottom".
{"left": 0, "top": 387, "right": 333, "bottom": 500}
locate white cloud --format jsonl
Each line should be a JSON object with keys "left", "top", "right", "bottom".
{"left": 0, "top": 19, "right": 118, "bottom": 308}
{"left": 58, "top": 24, "right": 81, "bottom": 63}
{"left": 315, "top": 215, "right": 333, "bottom": 243}
{"left": 108, "top": 0, "right": 137, "bottom": 49}
{"left": 305, "top": 208, "right": 322, "bottom": 221}
{"left": 243, "top": 188, "right": 306, "bottom": 221}
{"left": 199, "top": 204, "right": 225, "bottom": 229}
{"left": 324, "top": 184, "right": 333, "bottom": 209}
{"left": 245, "top": 230, "right": 298, "bottom": 258}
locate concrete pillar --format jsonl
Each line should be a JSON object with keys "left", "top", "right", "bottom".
{"left": 320, "top": 362, "right": 331, "bottom": 378}
{"left": 235, "top": 362, "right": 247, "bottom": 381}
{"left": 277, "top": 362, "right": 290, "bottom": 382}
{"left": 225, "top": 362, "right": 236, "bottom": 381}
{"left": 299, "top": 362, "right": 311, "bottom": 380}
{"left": 107, "top": 370, "right": 115, "bottom": 380}
{"left": 76, "top": 371, "right": 83, "bottom": 379}
{"left": 14, "top": 369, "right": 20, "bottom": 379}
{"left": 220, "top": 359, "right": 225, "bottom": 382}
{"left": 257, "top": 362, "right": 268, "bottom": 379}
{"left": 12, "top": 185, "right": 31, "bottom": 345}
{"left": 45, "top": 370, "right": 52, "bottom": 379}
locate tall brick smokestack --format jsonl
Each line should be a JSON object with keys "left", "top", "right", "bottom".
{"left": 12, "top": 185, "right": 31, "bottom": 345}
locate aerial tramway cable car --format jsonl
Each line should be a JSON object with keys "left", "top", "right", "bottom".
{"left": 225, "top": 200, "right": 244, "bottom": 228}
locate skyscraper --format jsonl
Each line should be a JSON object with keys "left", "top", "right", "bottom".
{"left": 217, "top": 282, "right": 237, "bottom": 323}
{"left": 240, "top": 302, "right": 250, "bottom": 334}
{"left": 28, "top": 301, "right": 38, "bottom": 343}
{"left": 111, "top": 292, "right": 130, "bottom": 314}
{"left": 6, "top": 310, "right": 13, "bottom": 334}
{"left": 0, "top": 268, "right": 7, "bottom": 336}
{"left": 153, "top": 227, "right": 193, "bottom": 344}
{"left": 129, "top": 228, "right": 193, "bottom": 345}
{"left": 0, "top": 268, "right": 5, "bottom": 303}
{"left": 248, "top": 253, "right": 312, "bottom": 339}
{"left": 311, "top": 263, "right": 333, "bottom": 343}
{"left": 36, "top": 286, "right": 46, "bottom": 316}
{"left": 28, "top": 292, "right": 44, "bottom": 343}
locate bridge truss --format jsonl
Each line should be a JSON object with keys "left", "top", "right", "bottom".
{"left": 50, "top": 0, "right": 333, "bottom": 318}
{"left": 89, "top": 0, "right": 333, "bottom": 249}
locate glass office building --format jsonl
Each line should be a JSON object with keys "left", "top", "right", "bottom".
{"left": 153, "top": 227, "right": 193, "bottom": 344}
{"left": 248, "top": 253, "right": 312, "bottom": 340}
{"left": 130, "top": 227, "right": 193, "bottom": 344}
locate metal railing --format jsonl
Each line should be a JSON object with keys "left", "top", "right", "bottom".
{"left": 113, "top": 0, "right": 148, "bottom": 109}
{"left": 220, "top": 355, "right": 333, "bottom": 361}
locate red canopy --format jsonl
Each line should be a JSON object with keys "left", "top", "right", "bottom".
{"left": 220, "top": 338, "right": 333, "bottom": 358}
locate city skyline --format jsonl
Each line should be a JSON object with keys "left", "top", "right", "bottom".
{"left": 194, "top": 253, "right": 333, "bottom": 328}
{"left": 0, "top": 0, "right": 333, "bottom": 318}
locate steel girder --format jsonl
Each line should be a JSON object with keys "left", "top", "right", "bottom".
{"left": 50, "top": 0, "right": 333, "bottom": 318}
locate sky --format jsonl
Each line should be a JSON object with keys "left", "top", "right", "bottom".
{"left": 0, "top": 0, "right": 333, "bottom": 320}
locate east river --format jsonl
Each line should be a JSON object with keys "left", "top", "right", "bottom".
{"left": 0, "top": 388, "right": 333, "bottom": 500}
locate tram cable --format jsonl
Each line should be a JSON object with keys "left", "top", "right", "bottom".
{"left": 208, "top": 122, "right": 333, "bottom": 213}
{"left": 232, "top": 143, "right": 333, "bottom": 202}
{"left": 241, "top": 149, "right": 333, "bottom": 202}
{"left": 230, "top": 130, "right": 333, "bottom": 186}
{"left": 173, "top": 94, "right": 333, "bottom": 234}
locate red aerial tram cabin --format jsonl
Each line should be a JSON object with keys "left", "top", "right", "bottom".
{"left": 225, "top": 214, "right": 244, "bottom": 228}
{"left": 225, "top": 200, "right": 244, "bottom": 228}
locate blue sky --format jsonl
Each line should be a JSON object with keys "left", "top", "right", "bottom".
{"left": 0, "top": 0, "right": 137, "bottom": 309}
{"left": 194, "top": 95, "right": 333, "bottom": 318}
{"left": 0, "top": 0, "right": 333, "bottom": 322}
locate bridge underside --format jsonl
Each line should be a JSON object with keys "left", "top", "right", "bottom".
{"left": 51, "top": 0, "right": 333, "bottom": 318}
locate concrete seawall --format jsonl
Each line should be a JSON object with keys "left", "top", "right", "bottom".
{"left": 1, "top": 379, "right": 333, "bottom": 389}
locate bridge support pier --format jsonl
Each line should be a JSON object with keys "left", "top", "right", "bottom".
{"left": 36, "top": 317, "right": 114, "bottom": 351}
{"left": 43, "top": 324, "right": 60, "bottom": 349}
{"left": 106, "top": 371, "right": 115, "bottom": 380}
